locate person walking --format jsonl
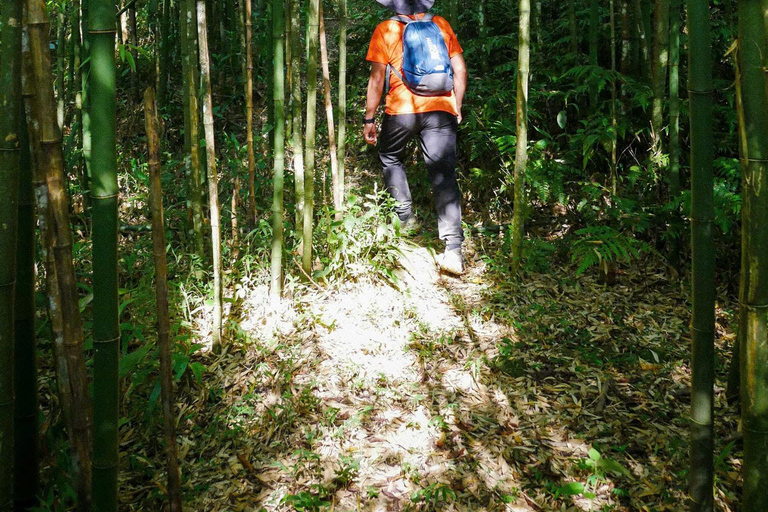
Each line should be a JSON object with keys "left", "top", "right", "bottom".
{"left": 364, "top": 0, "right": 468, "bottom": 275}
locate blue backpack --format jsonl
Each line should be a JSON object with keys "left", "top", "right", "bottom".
{"left": 386, "top": 13, "right": 454, "bottom": 97}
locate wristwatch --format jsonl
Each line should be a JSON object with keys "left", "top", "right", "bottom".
{"left": 363, "top": 117, "right": 376, "bottom": 125}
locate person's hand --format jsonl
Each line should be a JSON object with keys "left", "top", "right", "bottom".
{"left": 364, "top": 122, "right": 378, "bottom": 145}
{"left": 456, "top": 108, "right": 463, "bottom": 125}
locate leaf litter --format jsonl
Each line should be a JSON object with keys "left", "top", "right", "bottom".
{"left": 113, "top": 240, "right": 741, "bottom": 511}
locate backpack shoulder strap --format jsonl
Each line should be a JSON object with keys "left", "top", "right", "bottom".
{"left": 389, "top": 15, "right": 411, "bottom": 24}
{"left": 422, "top": 13, "right": 435, "bottom": 21}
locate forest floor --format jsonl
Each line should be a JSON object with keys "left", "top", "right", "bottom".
{"left": 116, "top": 224, "right": 742, "bottom": 512}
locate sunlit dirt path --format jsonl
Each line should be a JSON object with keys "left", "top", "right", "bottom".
{"left": 180, "top": 244, "right": 545, "bottom": 511}
{"left": 129, "top": 239, "right": 728, "bottom": 512}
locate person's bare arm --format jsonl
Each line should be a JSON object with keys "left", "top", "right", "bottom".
{"left": 364, "top": 63, "right": 387, "bottom": 145}
{"left": 451, "top": 54, "right": 467, "bottom": 123}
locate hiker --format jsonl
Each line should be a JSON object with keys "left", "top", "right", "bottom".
{"left": 364, "top": 0, "right": 468, "bottom": 275}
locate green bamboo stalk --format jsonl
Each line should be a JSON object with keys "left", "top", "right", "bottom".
{"left": 270, "top": 0, "right": 285, "bottom": 301}
{"left": 510, "top": 0, "right": 531, "bottom": 275}
{"left": 196, "top": 0, "right": 223, "bottom": 349}
{"left": 245, "top": 0, "right": 257, "bottom": 229}
{"left": 26, "top": 0, "right": 94, "bottom": 508}
{"left": 568, "top": 0, "right": 578, "bottom": 57}
{"left": 687, "top": 0, "right": 715, "bottom": 509}
{"left": 157, "top": 0, "right": 171, "bottom": 109}
{"left": 184, "top": 0, "right": 204, "bottom": 259}
{"left": 634, "top": 0, "right": 651, "bottom": 82}
{"left": 337, "top": 0, "right": 347, "bottom": 216}
{"left": 650, "top": 0, "right": 670, "bottom": 181}
{"left": 14, "top": 82, "right": 39, "bottom": 512}
{"left": 143, "top": 87, "right": 183, "bottom": 512}
{"left": 739, "top": 0, "right": 768, "bottom": 508}
{"left": 620, "top": 0, "right": 632, "bottom": 74}
{"left": 0, "top": 0, "right": 22, "bottom": 508}
{"left": 588, "top": 1, "right": 598, "bottom": 108}
{"left": 81, "top": 0, "right": 91, "bottom": 206}
{"left": 56, "top": 2, "right": 66, "bottom": 129}
{"left": 303, "top": 0, "right": 318, "bottom": 275}
{"left": 668, "top": 0, "right": 681, "bottom": 264}
{"left": 89, "top": 0, "right": 120, "bottom": 506}
{"left": 291, "top": 0, "right": 304, "bottom": 241}
{"left": 610, "top": 0, "right": 618, "bottom": 197}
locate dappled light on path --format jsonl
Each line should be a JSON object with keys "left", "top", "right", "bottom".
{"left": 120, "top": 244, "right": 738, "bottom": 512}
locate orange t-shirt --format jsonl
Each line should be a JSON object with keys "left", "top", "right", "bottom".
{"left": 366, "top": 14, "right": 462, "bottom": 116}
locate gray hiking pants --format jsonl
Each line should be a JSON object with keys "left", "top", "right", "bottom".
{"left": 379, "top": 111, "right": 464, "bottom": 250}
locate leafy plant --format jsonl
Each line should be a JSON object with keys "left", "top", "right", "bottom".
{"left": 409, "top": 482, "right": 456, "bottom": 510}
{"left": 281, "top": 487, "right": 331, "bottom": 511}
{"left": 570, "top": 226, "right": 650, "bottom": 276}
{"left": 313, "top": 191, "right": 404, "bottom": 285}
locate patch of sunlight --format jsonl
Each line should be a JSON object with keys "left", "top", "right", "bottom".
{"left": 313, "top": 282, "right": 420, "bottom": 384}
{"left": 240, "top": 284, "right": 297, "bottom": 342}
{"left": 442, "top": 368, "right": 484, "bottom": 395}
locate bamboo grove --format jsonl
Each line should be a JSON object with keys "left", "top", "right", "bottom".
{"left": 0, "top": 0, "right": 766, "bottom": 510}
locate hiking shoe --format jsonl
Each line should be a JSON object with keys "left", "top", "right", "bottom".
{"left": 401, "top": 215, "right": 422, "bottom": 235}
{"left": 437, "top": 248, "right": 464, "bottom": 276}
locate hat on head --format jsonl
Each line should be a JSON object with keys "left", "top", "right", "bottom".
{"left": 376, "top": 0, "right": 435, "bottom": 14}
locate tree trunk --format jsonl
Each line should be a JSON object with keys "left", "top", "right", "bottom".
{"left": 511, "top": 0, "right": 531, "bottom": 275}
{"left": 270, "top": 0, "right": 285, "bottom": 302}
{"left": 687, "top": 0, "right": 715, "bottom": 509}
{"left": 0, "top": 0, "right": 22, "bottom": 507}
{"left": 739, "top": 0, "right": 768, "bottom": 507}
{"left": 88, "top": 0, "right": 120, "bottom": 505}
{"left": 319, "top": 3, "right": 340, "bottom": 219}
{"left": 197, "top": 0, "right": 224, "bottom": 350}
{"left": 143, "top": 87, "right": 184, "bottom": 512}
{"left": 303, "top": 0, "right": 319, "bottom": 275}
{"left": 26, "top": 0, "right": 94, "bottom": 508}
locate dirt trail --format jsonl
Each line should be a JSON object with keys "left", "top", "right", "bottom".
{"left": 179, "top": 244, "right": 543, "bottom": 512}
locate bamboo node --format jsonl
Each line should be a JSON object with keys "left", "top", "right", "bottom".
{"left": 89, "top": 193, "right": 120, "bottom": 200}
{"left": 93, "top": 335, "right": 121, "bottom": 345}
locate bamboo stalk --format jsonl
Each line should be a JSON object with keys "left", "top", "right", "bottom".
{"left": 183, "top": 0, "right": 205, "bottom": 258}
{"left": 26, "top": 0, "right": 94, "bottom": 508}
{"left": 291, "top": 0, "right": 304, "bottom": 241}
{"left": 337, "top": 0, "right": 347, "bottom": 214}
{"left": 303, "top": 0, "right": 319, "bottom": 275}
{"left": 270, "top": 0, "right": 285, "bottom": 302}
{"left": 738, "top": 0, "right": 768, "bottom": 507}
{"left": 14, "top": 73, "right": 40, "bottom": 512}
{"left": 144, "top": 87, "right": 184, "bottom": 512}
{"left": 510, "top": 0, "right": 531, "bottom": 275}
{"left": 196, "top": 0, "right": 224, "bottom": 349}
{"left": 0, "top": 0, "right": 23, "bottom": 507}
{"left": 687, "top": 0, "right": 715, "bottom": 509}
{"left": 319, "top": 3, "right": 340, "bottom": 219}
{"left": 244, "top": 0, "right": 257, "bottom": 229}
